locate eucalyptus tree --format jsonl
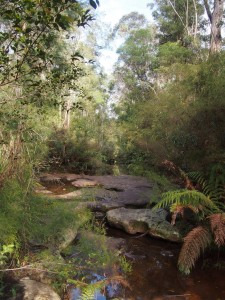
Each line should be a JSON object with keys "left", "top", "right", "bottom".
{"left": 150, "top": 0, "right": 224, "bottom": 53}
{"left": 203, "top": 0, "right": 224, "bottom": 52}
{"left": 150, "top": 0, "right": 205, "bottom": 46}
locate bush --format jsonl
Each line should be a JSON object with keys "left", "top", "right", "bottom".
{"left": 47, "top": 128, "right": 114, "bottom": 175}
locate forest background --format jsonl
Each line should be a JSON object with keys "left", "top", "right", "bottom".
{"left": 0, "top": 0, "right": 225, "bottom": 296}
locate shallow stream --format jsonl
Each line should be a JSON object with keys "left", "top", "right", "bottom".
{"left": 103, "top": 228, "right": 225, "bottom": 300}
{"left": 70, "top": 226, "right": 225, "bottom": 300}
{"left": 40, "top": 174, "right": 225, "bottom": 300}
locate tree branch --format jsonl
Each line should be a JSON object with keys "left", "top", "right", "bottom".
{"left": 203, "top": 0, "right": 212, "bottom": 23}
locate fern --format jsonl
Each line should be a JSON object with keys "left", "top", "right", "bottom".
{"left": 188, "top": 164, "right": 225, "bottom": 203}
{"left": 178, "top": 226, "right": 212, "bottom": 274}
{"left": 209, "top": 213, "right": 225, "bottom": 247}
{"left": 79, "top": 287, "right": 96, "bottom": 300}
{"left": 155, "top": 164, "right": 225, "bottom": 274}
{"left": 155, "top": 189, "right": 221, "bottom": 217}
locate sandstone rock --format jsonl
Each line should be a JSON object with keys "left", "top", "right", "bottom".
{"left": 71, "top": 179, "right": 100, "bottom": 188}
{"left": 35, "top": 189, "right": 54, "bottom": 195}
{"left": 55, "top": 190, "right": 82, "bottom": 200}
{"left": 39, "top": 174, "right": 62, "bottom": 183}
{"left": 105, "top": 236, "right": 126, "bottom": 252}
{"left": 58, "top": 227, "right": 78, "bottom": 250}
{"left": 61, "top": 174, "right": 81, "bottom": 182}
{"left": 106, "top": 208, "right": 181, "bottom": 242}
{"left": 85, "top": 201, "right": 124, "bottom": 212}
{"left": 20, "top": 278, "right": 61, "bottom": 300}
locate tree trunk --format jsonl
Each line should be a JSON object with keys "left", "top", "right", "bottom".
{"left": 211, "top": 0, "right": 224, "bottom": 52}
{"left": 204, "top": 0, "right": 224, "bottom": 53}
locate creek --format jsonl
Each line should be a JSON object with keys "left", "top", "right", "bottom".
{"left": 40, "top": 173, "right": 225, "bottom": 300}
{"left": 70, "top": 226, "right": 225, "bottom": 300}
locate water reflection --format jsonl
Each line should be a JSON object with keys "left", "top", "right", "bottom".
{"left": 71, "top": 227, "right": 225, "bottom": 300}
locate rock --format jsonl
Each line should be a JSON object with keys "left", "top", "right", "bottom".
{"left": 106, "top": 208, "right": 181, "bottom": 242}
{"left": 54, "top": 190, "right": 82, "bottom": 200}
{"left": 58, "top": 227, "right": 78, "bottom": 250}
{"left": 35, "top": 189, "right": 54, "bottom": 195}
{"left": 39, "top": 174, "right": 154, "bottom": 210}
{"left": 19, "top": 278, "right": 61, "bottom": 300}
{"left": 29, "top": 226, "right": 78, "bottom": 251}
{"left": 40, "top": 174, "right": 62, "bottom": 183}
{"left": 71, "top": 179, "right": 100, "bottom": 188}
{"left": 83, "top": 175, "right": 153, "bottom": 208}
{"left": 94, "top": 211, "right": 106, "bottom": 219}
{"left": 61, "top": 174, "right": 81, "bottom": 182}
{"left": 86, "top": 201, "right": 124, "bottom": 212}
{"left": 105, "top": 236, "right": 126, "bottom": 252}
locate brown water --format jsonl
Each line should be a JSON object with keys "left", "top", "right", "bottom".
{"left": 105, "top": 228, "right": 225, "bottom": 300}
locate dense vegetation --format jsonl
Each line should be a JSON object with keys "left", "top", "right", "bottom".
{"left": 110, "top": 0, "right": 225, "bottom": 275}
{"left": 0, "top": 0, "right": 225, "bottom": 297}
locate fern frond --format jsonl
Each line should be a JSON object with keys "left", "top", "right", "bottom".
{"left": 209, "top": 164, "right": 225, "bottom": 187}
{"left": 188, "top": 167, "right": 225, "bottom": 202}
{"left": 209, "top": 213, "right": 225, "bottom": 247}
{"left": 155, "top": 190, "right": 220, "bottom": 216}
{"left": 188, "top": 171, "right": 205, "bottom": 185}
{"left": 178, "top": 226, "right": 212, "bottom": 274}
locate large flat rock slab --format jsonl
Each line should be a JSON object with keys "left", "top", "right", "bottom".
{"left": 107, "top": 208, "right": 181, "bottom": 242}
{"left": 39, "top": 174, "right": 154, "bottom": 208}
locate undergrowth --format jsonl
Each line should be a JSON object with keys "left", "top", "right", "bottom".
{"left": 154, "top": 163, "right": 225, "bottom": 274}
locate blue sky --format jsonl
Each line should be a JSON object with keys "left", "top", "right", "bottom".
{"left": 98, "top": 0, "right": 152, "bottom": 26}
{"left": 96, "top": 0, "right": 153, "bottom": 73}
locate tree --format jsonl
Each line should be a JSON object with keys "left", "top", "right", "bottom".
{"left": 203, "top": 0, "right": 224, "bottom": 53}
{"left": 0, "top": 0, "right": 99, "bottom": 87}
{"left": 150, "top": 0, "right": 204, "bottom": 45}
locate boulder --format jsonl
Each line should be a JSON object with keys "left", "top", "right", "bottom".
{"left": 19, "top": 278, "right": 61, "bottom": 300}
{"left": 58, "top": 227, "right": 78, "bottom": 250}
{"left": 106, "top": 208, "right": 181, "bottom": 242}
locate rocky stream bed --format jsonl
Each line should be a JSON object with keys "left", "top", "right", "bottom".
{"left": 10, "top": 173, "right": 225, "bottom": 300}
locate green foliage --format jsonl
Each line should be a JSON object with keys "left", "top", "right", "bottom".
{"left": 47, "top": 128, "right": 114, "bottom": 175}
{"left": 188, "top": 163, "right": 225, "bottom": 205}
{"left": 158, "top": 42, "right": 193, "bottom": 65}
{"left": 119, "top": 256, "right": 132, "bottom": 274}
{"left": 155, "top": 165, "right": 225, "bottom": 274}
{"left": 155, "top": 189, "right": 221, "bottom": 218}
{"left": 0, "top": 0, "right": 97, "bottom": 86}
{"left": 0, "top": 175, "right": 90, "bottom": 249}
{"left": 151, "top": 0, "right": 204, "bottom": 45}
{"left": 0, "top": 244, "right": 15, "bottom": 266}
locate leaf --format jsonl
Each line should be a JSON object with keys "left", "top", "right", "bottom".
{"left": 178, "top": 226, "right": 212, "bottom": 274}
{"left": 209, "top": 213, "right": 225, "bottom": 247}
{"left": 89, "top": 0, "right": 97, "bottom": 9}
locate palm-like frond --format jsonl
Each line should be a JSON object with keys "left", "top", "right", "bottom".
{"left": 155, "top": 164, "right": 225, "bottom": 274}
{"left": 188, "top": 164, "right": 225, "bottom": 202}
{"left": 154, "top": 189, "right": 221, "bottom": 217}
{"left": 209, "top": 213, "right": 225, "bottom": 247}
{"left": 178, "top": 226, "right": 212, "bottom": 274}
